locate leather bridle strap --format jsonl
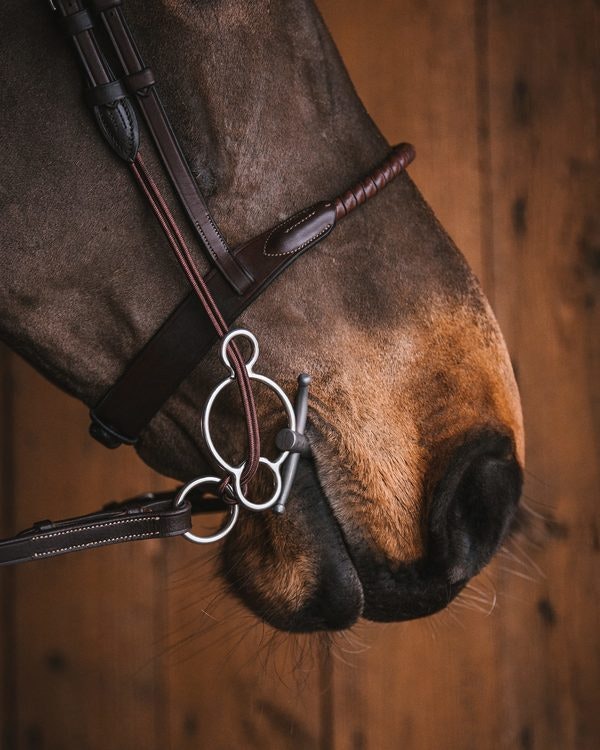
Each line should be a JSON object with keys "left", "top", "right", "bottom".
{"left": 0, "top": 489, "right": 228, "bottom": 566}
{"left": 91, "top": 145, "right": 415, "bottom": 446}
{"left": 48, "top": 0, "right": 416, "bottom": 451}
{"left": 53, "top": 0, "right": 264, "bottom": 480}
{"left": 91, "top": 0, "right": 253, "bottom": 294}
{"left": 0, "top": 3, "right": 417, "bottom": 566}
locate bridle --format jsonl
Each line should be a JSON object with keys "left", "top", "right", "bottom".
{"left": 0, "top": 0, "right": 415, "bottom": 564}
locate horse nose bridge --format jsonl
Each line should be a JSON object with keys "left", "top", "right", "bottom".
{"left": 425, "top": 429, "right": 523, "bottom": 582}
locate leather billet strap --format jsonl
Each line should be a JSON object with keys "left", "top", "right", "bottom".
{"left": 55, "top": 0, "right": 252, "bottom": 293}
{"left": 92, "top": 0, "right": 253, "bottom": 294}
{"left": 0, "top": 494, "right": 188, "bottom": 566}
{"left": 90, "top": 145, "right": 415, "bottom": 447}
{"left": 0, "top": 489, "right": 228, "bottom": 566}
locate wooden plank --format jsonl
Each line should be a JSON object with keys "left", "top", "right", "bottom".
{"left": 487, "top": 0, "right": 600, "bottom": 747}
{"left": 0, "top": 347, "right": 16, "bottom": 750}
{"left": 8, "top": 357, "right": 173, "bottom": 750}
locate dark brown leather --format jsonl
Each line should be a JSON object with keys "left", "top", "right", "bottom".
{"left": 57, "top": 0, "right": 140, "bottom": 162}
{"left": 90, "top": 200, "right": 337, "bottom": 445}
{"left": 62, "top": 8, "right": 93, "bottom": 35}
{"left": 0, "top": 495, "right": 192, "bottom": 566}
{"left": 94, "top": 1, "right": 253, "bottom": 295}
{"left": 334, "top": 143, "right": 416, "bottom": 220}
{"left": 90, "top": 143, "right": 415, "bottom": 447}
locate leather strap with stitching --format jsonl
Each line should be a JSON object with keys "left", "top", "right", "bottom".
{"left": 0, "top": 489, "right": 231, "bottom": 566}
{"left": 91, "top": 0, "right": 254, "bottom": 295}
{"left": 0, "top": 495, "right": 190, "bottom": 566}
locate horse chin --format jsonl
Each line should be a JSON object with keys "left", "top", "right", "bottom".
{"left": 220, "top": 461, "right": 365, "bottom": 633}
{"left": 218, "top": 460, "right": 464, "bottom": 632}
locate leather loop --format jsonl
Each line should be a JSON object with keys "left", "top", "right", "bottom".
{"left": 84, "top": 79, "right": 128, "bottom": 107}
{"left": 62, "top": 9, "right": 94, "bottom": 36}
{"left": 125, "top": 67, "right": 156, "bottom": 94}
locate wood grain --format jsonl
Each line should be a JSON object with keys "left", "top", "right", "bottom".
{"left": 486, "top": 0, "right": 600, "bottom": 747}
{"left": 3, "top": 357, "right": 173, "bottom": 750}
{"left": 0, "top": 347, "right": 16, "bottom": 750}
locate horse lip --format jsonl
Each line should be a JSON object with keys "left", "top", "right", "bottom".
{"left": 308, "top": 436, "right": 454, "bottom": 623}
{"left": 307, "top": 450, "right": 365, "bottom": 604}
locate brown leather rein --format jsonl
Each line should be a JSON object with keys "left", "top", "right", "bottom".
{"left": 0, "top": 0, "right": 415, "bottom": 565}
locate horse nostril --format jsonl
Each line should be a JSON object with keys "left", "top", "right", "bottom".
{"left": 427, "top": 432, "right": 523, "bottom": 583}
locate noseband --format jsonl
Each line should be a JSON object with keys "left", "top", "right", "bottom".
{"left": 0, "top": 0, "right": 415, "bottom": 564}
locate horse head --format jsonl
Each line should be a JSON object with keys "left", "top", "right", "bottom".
{"left": 1, "top": 0, "right": 523, "bottom": 631}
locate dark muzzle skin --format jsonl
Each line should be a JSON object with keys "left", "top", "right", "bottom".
{"left": 221, "top": 430, "right": 522, "bottom": 632}
{"left": 351, "top": 430, "right": 522, "bottom": 624}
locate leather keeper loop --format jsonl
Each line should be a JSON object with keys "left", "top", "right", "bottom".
{"left": 84, "top": 79, "right": 128, "bottom": 107}
{"left": 92, "top": 0, "right": 123, "bottom": 11}
{"left": 125, "top": 67, "right": 156, "bottom": 94}
{"left": 62, "top": 9, "right": 94, "bottom": 36}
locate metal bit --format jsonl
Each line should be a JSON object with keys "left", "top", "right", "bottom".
{"left": 273, "top": 373, "right": 311, "bottom": 514}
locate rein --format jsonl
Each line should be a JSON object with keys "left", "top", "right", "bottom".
{"left": 0, "top": 0, "right": 415, "bottom": 565}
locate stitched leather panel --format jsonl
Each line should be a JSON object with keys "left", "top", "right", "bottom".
{"left": 93, "top": 97, "right": 140, "bottom": 162}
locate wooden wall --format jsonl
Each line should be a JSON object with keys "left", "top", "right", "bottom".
{"left": 1, "top": 1, "right": 598, "bottom": 748}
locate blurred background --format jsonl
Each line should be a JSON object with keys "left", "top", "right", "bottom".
{"left": 1, "top": 0, "right": 598, "bottom": 748}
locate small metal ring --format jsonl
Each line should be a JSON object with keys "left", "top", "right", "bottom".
{"left": 220, "top": 329, "right": 260, "bottom": 376}
{"left": 175, "top": 476, "right": 239, "bottom": 544}
{"left": 233, "top": 456, "right": 283, "bottom": 512}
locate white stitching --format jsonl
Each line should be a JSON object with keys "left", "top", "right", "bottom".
{"left": 263, "top": 224, "right": 332, "bottom": 257}
{"left": 33, "top": 531, "right": 160, "bottom": 558}
{"left": 283, "top": 209, "right": 316, "bottom": 234}
{"left": 262, "top": 207, "right": 315, "bottom": 255}
{"left": 34, "top": 516, "right": 161, "bottom": 541}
